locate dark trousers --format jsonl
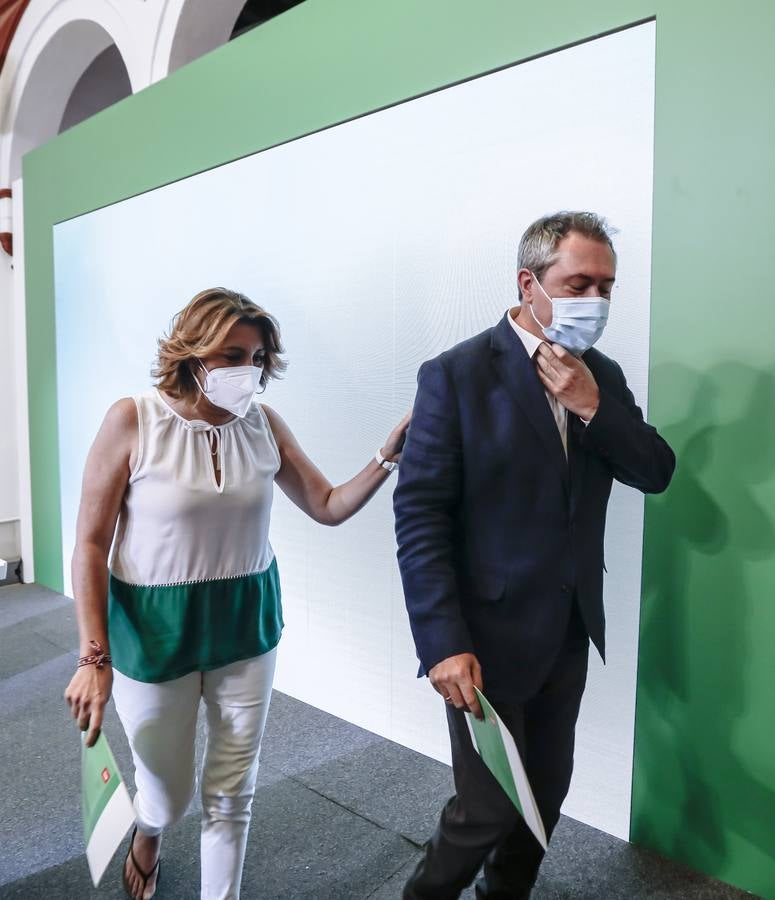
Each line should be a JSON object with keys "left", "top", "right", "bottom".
{"left": 404, "top": 611, "right": 589, "bottom": 900}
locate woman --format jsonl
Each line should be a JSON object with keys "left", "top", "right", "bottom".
{"left": 64, "top": 288, "right": 409, "bottom": 900}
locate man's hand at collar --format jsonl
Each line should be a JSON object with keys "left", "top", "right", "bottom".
{"left": 535, "top": 342, "right": 600, "bottom": 422}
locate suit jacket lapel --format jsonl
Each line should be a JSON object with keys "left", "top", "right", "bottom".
{"left": 491, "top": 316, "right": 569, "bottom": 489}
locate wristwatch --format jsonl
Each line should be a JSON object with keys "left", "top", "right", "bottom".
{"left": 375, "top": 449, "right": 398, "bottom": 472}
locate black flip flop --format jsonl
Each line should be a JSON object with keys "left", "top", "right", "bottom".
{"left": 122, "top": 826, "right": 161, "bottom": 899}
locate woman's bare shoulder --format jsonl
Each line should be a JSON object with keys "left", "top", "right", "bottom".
{"left": 103, "top": 397, "right": 138, "bottom": 432}
{"left": 88, "top": 399, "right": 139, "bottom": 461}
{"left": 259, "top": 402, "right": 284, "bottom": 429}
{"left": 259, "top": 403, "right": 294, "bottom": 448}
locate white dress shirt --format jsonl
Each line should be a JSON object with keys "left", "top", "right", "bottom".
{"left": 507, "top": 310, "right": 568, "bottom": 456}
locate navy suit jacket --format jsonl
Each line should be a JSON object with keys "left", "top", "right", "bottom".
{"left": 393, "top": 314, "right": 675, "bottom": 701}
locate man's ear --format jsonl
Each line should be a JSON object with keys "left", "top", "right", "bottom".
{"left": 517, "top": 268, "right": 535, "bottom": 303}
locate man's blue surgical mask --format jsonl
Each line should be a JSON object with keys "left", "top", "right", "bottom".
{"left": 530, "top": 272, "right": 610, "bottom": 356}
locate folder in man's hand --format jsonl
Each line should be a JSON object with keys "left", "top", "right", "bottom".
{"left": 81, "top": 730, "right": 135, "bottom": 886}
{"left": 465, "top": 687, "right": 547, "bottom": 849}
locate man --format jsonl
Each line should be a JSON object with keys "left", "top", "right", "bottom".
{"left": 394, "top": 211, "right": 675, "bottom": 899}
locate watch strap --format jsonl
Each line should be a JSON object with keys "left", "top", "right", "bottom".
{"left": 375, "top": 449, "right": 398, "bottom": 472}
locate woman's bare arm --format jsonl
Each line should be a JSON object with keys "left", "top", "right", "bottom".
{"left": 263, "top": 405, "right": 410, "bottom": 526}
{"left": 64, "top": 398, "right": 137, "bottom": 745}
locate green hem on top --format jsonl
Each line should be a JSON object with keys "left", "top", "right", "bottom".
{"left": 108, "top": 558, "right": 282, "bottom": 684}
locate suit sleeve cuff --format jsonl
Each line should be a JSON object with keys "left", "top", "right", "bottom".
{"left": 580, "top": 387, "right": 630, "bottom": 453}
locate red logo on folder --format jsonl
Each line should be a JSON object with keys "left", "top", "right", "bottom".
{"left": 101, "top": 767, "right": 111, "bottom": 784}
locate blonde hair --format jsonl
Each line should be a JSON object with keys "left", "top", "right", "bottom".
{"left": 153, "top": 288, "right": 286, "bottom": 402}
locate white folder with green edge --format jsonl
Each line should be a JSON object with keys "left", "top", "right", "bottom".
{"left": 81, "top": 731, "right": 135, "bottom": 886}
{"left": 464, "top": 687, "right": 547, "bottom": 850}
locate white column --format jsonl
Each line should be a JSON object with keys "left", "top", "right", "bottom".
{"left": 11, "top": 179, "right": 34, "bottom": 582}
{"left": 0, "top": 187, "right": 20, "bottom": 569}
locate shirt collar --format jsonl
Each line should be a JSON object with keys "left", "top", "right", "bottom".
{"left": 506, "top": 309, "right": 545, "bottom": 359}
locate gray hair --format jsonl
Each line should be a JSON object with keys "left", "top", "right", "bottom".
{"left": 517, "top": 211, "right": 616, "bottom": 299}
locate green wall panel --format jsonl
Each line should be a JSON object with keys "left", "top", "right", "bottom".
{"left": 633, "top": 4, "right": 775, "bottom": 898}
{"left": 22, "top": 0, "right": 775, "bottom": 894}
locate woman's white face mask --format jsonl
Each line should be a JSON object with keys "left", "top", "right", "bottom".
{"left": 196, "top": 361, "right": 263, "bottom": 417}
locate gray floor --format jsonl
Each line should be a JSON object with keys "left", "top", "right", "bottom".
{"left": 0, "top": 583, "right": 756, "bottom": 899}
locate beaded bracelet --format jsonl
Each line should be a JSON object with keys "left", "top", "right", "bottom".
{"left": 77, "top": 640, "right": 112, "bottom": 669}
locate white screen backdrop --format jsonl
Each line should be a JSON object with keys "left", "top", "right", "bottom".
{"left": 53, "top": 22, "right": 655, "bottom": 838}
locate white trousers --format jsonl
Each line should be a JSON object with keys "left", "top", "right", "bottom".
{"left": 112, "top": 649, "right": 277, "bottom": 900}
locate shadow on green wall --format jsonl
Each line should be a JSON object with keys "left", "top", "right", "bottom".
{"left": 632, "top": 361, "right": 775, "bottom": 894}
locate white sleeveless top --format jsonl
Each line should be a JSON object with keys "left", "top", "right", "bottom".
{"left": 111, "top": 389, "right": 279, "bottom": 585}
{"left": 108, "top": 389, "right": 283, "bottom": 683}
